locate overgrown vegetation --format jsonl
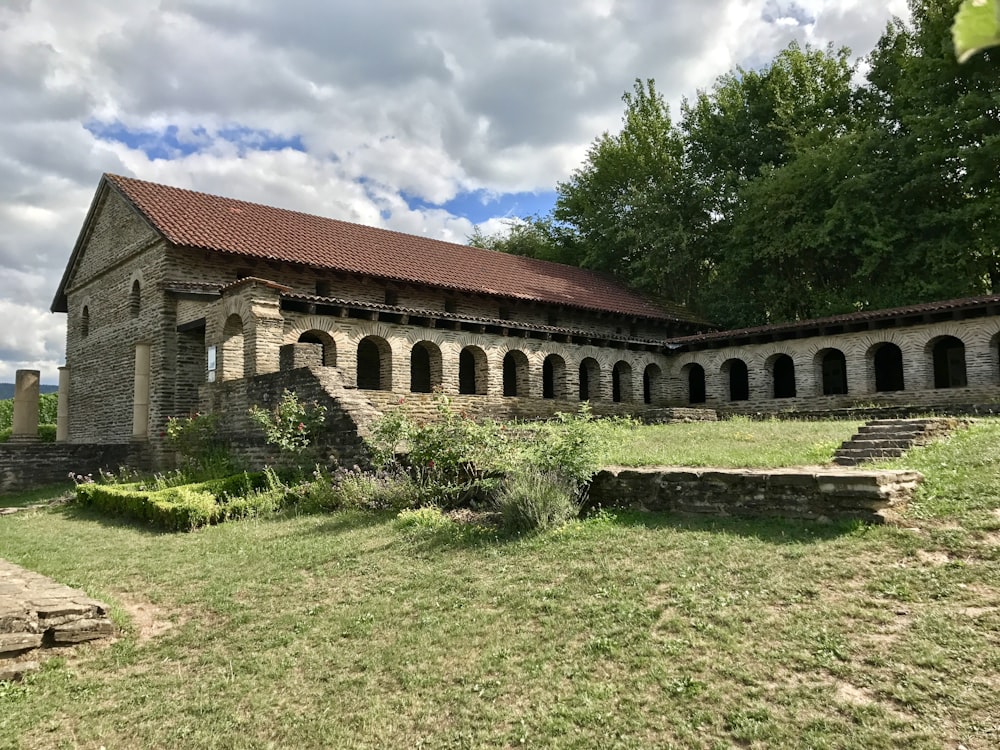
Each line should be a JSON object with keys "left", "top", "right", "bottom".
{"left": 1, "top": 420, "right": 997, "bottom": 749}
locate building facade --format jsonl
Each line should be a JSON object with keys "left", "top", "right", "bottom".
{"left": 51, "top": 174, "right": 1000, "bottom": 464}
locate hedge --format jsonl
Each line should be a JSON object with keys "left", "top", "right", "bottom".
{"left": 73, "top": 472, "right": 289, "bottom": 531}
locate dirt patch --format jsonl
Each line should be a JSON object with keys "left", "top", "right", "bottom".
{"left": 915, "top": 549, "right": 951, "bottom": 566}
{"left": 834, "top": 680, "right": 876, "bottom": 706}
{"left": 115, "top": 595, "right": 182, "bottom": 643}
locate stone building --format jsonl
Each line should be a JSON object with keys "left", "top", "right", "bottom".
{"left": 50, "top": 174, "right": 1000, "bottom": 464}
{"left": 51, "top": 174, "right": 707, "bottom": 461}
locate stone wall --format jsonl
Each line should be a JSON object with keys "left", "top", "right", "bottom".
{"left": 199, "top": 366, "right": 377, "bottom": 470}
{"left": 669, "top": 316, "right": 1000, "bottom": 411}
{"left": 0, "top": 443, "right": 148, "bottom": 494}
{"left": 589, "top": 466, "right": 924, "bottom": 524}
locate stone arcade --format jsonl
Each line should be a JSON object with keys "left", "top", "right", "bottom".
{"left": 47, "top": 174, "right": 1000, "bottom": 467}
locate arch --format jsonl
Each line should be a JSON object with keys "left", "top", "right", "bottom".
{"left": 612, "top": 360, "right": 633, "bottom": 403}
{"left": 221, "top": 313, "right": 247, "bottom": 381}
{"left": 579, "top": 357, "right": 600, "bottom": 401}
{"left": 815, "top": 348, "right": 848, "bottom": 396}
{"left": 410, "top": 340, "right": 443, "bottom": 393}
{"left": 502, "top": 350, "right": 529, "bottom": 397}
{"left": 81, "top": 305, "right": 90, "bottom": 338}
{"left": 643, "top": 363, "right": 663, "bottom": 405}
{"left": 768, "top": 353, "right": 796, "bottom": 399}
{"left": 459, "top": 346, "right": 488, "bottom": 395}
{"left": 129, "top": 280, "right": 141, "bottom": 318}
{"left": 721, "top": 358, "right": 749, "bottom": 402}
{"left": 682, "top": 363, "right": 706, "bottom": 404}
{"left": 928, "top": 335, "right": 967, "bottom": 389}
{"left": 542, "top": 353, "right": 567, "bottom": 399}
{"left": 298, "top": 330, "right": 336, "bottom": 366}
{"left": 868, "top": 342, "right": 905, "bottom": 392}
{"left": 357, "top": 335, "right": 392, "bottom": 391}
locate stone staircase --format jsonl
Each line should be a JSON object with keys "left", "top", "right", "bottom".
{"left": 833, "top": 418, "right": 967, "bottom": 467}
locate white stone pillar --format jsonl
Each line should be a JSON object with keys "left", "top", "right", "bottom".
{"left": 132, "top": 343, "right": 151, "bottom": 439}
{"left": 12, "top": 369, "right": 40, "bottom": 440}
{"left": 57, "top": 366, "right": 70, "bottom": 442}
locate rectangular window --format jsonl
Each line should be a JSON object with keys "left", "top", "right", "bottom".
{"left": 445, "top": 298, "right": 457, "bottom": 313}
{"left": 316, "top": 280, "right": 331, "bottom": 297}
{"left": 499, "top": 306, "right": 511, "bottom": 320}
{"left": 207, "top": 346, "right": 217, "bottom": 383}
{"left": 385, "top": 289, "right": 399, "bottom": 306}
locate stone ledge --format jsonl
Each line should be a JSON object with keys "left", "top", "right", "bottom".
{"left": 590, "top": 466, "right": 924, "bottom": 523}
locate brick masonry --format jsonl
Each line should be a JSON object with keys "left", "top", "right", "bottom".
{"left": 0, "top": 443, "right": 148, "bottom": 494}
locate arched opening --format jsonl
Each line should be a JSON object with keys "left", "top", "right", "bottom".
{"left": 579, "top": 358, "right": 600, "bottom": 401}
{"left": 81, "top": 305, "right": 90, "bottom": 338}
{"left": 643, "top": 363, "right": 663, "bottom": 405}
{"left": 459, "top": 346, "right": 488, "bottom": 395}
{"left": 684, "top": 363, "right": 706, "bottom": 404}
{"left": 298, "top": 330, "right": 336, "bottom": 366}
{"left": 721, "top": 359, "right": 749, "bottom": 401}
{"left": 357, "top": 336, "right": 392, "bottom": 391}
{"left": 871, "top": 343, "right": 905, "bottom": 392}
{"left": 770, "top": 354, "right": 796, "bottom": 398}
{"left": 542, "top": 354, "right": 566, "bottom": 399}
{"left": 612, "top": 361, "right": 633, "bottom": 403}
{"left": 502, "top": 350, "right": 529, "bottom": 397}
{"left": 993, "top": 332, "right": 1000, "bottom": 383}
{"left": 221, "top": 313, "right": 246, "bottom": 381}
{"left": 929, "top": 336, "right": 967, "bottom": 389}
{"left": 129, "top": 280, "right": 141, "bottom": 318}
{"left": 816, "top": 349, "right": 847, "bottom": 395}
{"left": 410, "top": 341, "right": 443, "bottom": 393}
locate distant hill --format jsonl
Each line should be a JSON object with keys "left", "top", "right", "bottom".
{"left": 0, "top": 383, "right": 59, "bottom": 400}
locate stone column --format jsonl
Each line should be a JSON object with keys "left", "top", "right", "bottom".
{"left": 56, "top": 366, "right": 70, "bottom": 442}
{"left": 132, "top": 343, "right": 151, "bottom": 439}
{"left": 11, "top": 369, "right": 40, "bottom": 441}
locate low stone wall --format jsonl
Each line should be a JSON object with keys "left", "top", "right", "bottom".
{"left": 0, "top": 443, "right": 147, "bottom": 494}
{"left": 589, "top": 466, "right": 923, "bottom": 524}
{"left": 718, "top": 402, "right": 1000, "bottom": 421}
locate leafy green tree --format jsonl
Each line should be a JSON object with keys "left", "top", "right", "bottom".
{"left": 553, "top": 79, "right": 709, "bottom": 307}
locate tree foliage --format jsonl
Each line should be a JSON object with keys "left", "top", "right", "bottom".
{"left": 473, "top": 1, "right": 1000, "bottom": 329}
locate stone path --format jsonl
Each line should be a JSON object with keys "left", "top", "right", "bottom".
{"left": 0, "top": 558, "right": 114, "bottom": 680}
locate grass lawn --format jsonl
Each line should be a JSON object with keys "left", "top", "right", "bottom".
{"left": 595, "top": 416, "right": 863, "bottom": 467}
{"left": 0, "top": 420, "right": 998, "bottom": 749}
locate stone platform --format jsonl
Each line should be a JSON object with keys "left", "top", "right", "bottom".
{"left": 0, "top": 558, "right": 114, "bottom": 680}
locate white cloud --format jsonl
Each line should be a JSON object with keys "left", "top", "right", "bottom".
{"left": 0, "top": 0, "right": 909, "bottom": 383}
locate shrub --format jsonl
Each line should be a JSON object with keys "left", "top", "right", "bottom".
{"left": 73, "top": 471, "right": 287, "bottom": 531}
{"left": 294, "top": 465, "right": 418, "bottom": 513}
{"left": 0, "top": 424, "right": 58, "bottom": 443}
{"left": 248, "top": 390, "right": 328, "bottom": 458}
{"left": 165, "top": 412, "right": 233, "bottom": 477}
{"left": 367, "top": 396, "right": 513, "bottom": 509}
{"left": 495, "top": 469, "right": 581, "bottom": 533}
{"left": 522, "top": 404, "right": 607, "bottom": 492}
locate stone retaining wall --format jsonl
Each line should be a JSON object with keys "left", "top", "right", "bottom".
{"left": 0, "top": 443, "right": 148, "bottom": 494}
{"left": 589, "top": 466, "right": 923, "bottom": 524}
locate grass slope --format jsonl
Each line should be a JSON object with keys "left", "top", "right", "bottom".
{"left": 0, "top": 420, "right": 997, "bottom": 749}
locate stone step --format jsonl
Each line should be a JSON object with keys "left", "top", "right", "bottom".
{"left": 855, "top": 426, "right": 927, "bottom": 438}
{"left": 840, "top": 438, "right": 913, "bottom": 450}
{"left": 865, "top": 418, "right": 942, "bottom": 427}
{"left": 834, "top": 447, "right": 906, "bottom": 460}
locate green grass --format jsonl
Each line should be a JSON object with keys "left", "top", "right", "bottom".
{"left": 0, "top": 482, "right": 73, "bottom": 509}
{"left": 596, "top": 415, "right": 862, "bottom": 467}
{"left": 0, "top": 420, "right": 997, "bottom": 749}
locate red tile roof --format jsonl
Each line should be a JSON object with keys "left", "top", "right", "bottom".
{"left": 668, "top": 294, "right": 1000, "bottom": 347}
{"left": 101, "top": 174, "right": 698, "bottom": 323}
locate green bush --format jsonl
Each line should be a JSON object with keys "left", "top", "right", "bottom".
{"left": 0, "top": 424, "right": 58, "bottom": 443}
{"left": 164, "top": 411, "right": 234, "bottom": 478}
{"left": 367, "top": 396, "right": 513, "bottom": 508}
{"left": 0, "top": 394, "right": 58, "bottom": 431}
{"left": 248, "top": 389, "right": 328, "bottom": 458}
{"left": 73, "top": 471, "right": 286, "bottom": 531}
{"left": 495, "top": 469, "right": 581, "bottom": 533}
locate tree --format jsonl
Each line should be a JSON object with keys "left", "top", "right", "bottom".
{"left": 553, "top": 79, "right": 709, "bottom": 307}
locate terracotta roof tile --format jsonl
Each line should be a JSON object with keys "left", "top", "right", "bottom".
{"left": 668, "top": 294, "right": 1000, "bottom": 347}
{"left": 105, "top": 174, "right": 696, "bottom": 323}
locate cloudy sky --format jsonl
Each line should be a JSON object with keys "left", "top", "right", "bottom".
{"left": 0, "top": 0, "right": 909, "bottom": 384}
